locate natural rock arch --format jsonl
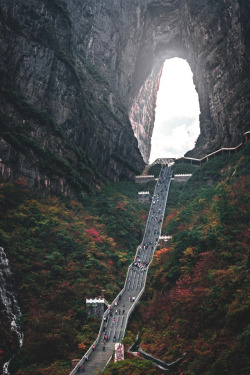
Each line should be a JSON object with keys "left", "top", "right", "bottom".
{"left": 124, "top": 0, "right": 250, "bottom": 162}
{"left": 0, "top": 0, "right": 249, "bottom": 187}
{"left": 76, "top": 0, "right": 250, "bottom": 163}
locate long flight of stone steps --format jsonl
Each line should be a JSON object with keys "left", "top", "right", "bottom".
{"left": 70, "top": 165, "right": 172, "bottom": 375}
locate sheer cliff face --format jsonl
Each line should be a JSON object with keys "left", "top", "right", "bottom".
{"left": 72, "top": 0, "right": 249, "bottom": 161}
{"left": 0, "top": 0, "right": 249, "bottom": 190}
{"left": 0, "top": 0, "right": 145, "bottom": 193}
{"left": 68, "top": 0, "right": 250, "bottom": 162}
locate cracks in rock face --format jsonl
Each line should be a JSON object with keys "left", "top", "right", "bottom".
{"left": 0, "top": 0, "right": 249, "bottom": 190}
{"left": 129, "top": 0, "right": 250, "bottom": 160}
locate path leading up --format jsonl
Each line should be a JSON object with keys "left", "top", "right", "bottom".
{"left": 70, "top": 166, "right": 172, "bottom": 375}
{"left": 141, "top": 163, "right": 151, "bottom": 176}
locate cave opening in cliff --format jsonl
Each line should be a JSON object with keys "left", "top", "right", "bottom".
{"left": 149, "top": 58, "right": 200, "bottom": 163}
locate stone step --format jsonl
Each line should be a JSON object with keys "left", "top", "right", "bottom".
{"left": 70, "top": 166, "right": 172, "bottom": 375}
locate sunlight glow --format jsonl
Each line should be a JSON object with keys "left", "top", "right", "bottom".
{"left": 149, "top": 58, "right": 200, "bottom": 163}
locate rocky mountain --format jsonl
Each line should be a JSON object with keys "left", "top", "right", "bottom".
{"left": 0, "top": 0, "right": 249, "bottom": 193}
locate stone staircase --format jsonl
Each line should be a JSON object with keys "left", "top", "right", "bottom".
{"left": 70, "top": 166, "right": 172, "bottom": 375}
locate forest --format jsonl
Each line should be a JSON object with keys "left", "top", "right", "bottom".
{"left": 0, "top": 143, "right": 249, "bottom": 375}
{"left": 103, "top": 144, "right": 250, "bottom": 375}
{"left": 0, "top": 177, "right": 153, "bottom": 374}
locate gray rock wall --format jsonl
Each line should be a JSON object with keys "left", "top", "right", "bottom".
{"left": 76, "top": 0, "right": 250, "bottom": 161}
{"left": 0, "top": 0, "right": 249, "bottom": 190}
{"left": 126, "top": 0, "right": 250, "bottom": 160}
{"left": 0, "top": 0, "right": 145, "bottom": 194}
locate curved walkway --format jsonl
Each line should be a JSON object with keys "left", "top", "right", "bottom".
{"left": 128, "top": 340, "right": 185, "bottom": 373}
{"left": 151, "top": 130, "right": 250, "bottom": 167}
{"left": 70, "top": 165, "right": 172, "bottom": 375}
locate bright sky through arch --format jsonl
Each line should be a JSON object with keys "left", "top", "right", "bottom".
{"left": 149, "top": 58, "right": 200, "bottom": 163}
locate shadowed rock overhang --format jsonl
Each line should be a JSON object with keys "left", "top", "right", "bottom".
{"left": 0, "top": 0, "right": 249, "bottom": 190}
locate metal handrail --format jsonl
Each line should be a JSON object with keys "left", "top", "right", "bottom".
{"left": 122, "top": 168, "right": 172, "bottom": 338}
{"left": 69, "top": 306, "right": 110, "bottom": 375}
{"left": 69, "top": 253, "right": 139, "bottom": 374}
{"left": 69, "top": 167, "right": 172, "bottom": 374}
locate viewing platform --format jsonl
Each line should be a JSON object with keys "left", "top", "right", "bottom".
{"left": 135, "top": 175, "right": 155, "bottom": 183}
{"left": 138, "top": 191, "right": 150, "bottom": 203}
{"left": 173, "top": 174, "right": 192, "bottom": 183}
{"left": 70, "top": 166, "right": 172, "bottom": 375}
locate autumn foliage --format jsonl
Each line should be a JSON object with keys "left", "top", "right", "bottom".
{"left": 119, "top": 146, "right": 250, "bottom": 375}
{"left": 0, "top": 180, "right": 150, "bottom": 374}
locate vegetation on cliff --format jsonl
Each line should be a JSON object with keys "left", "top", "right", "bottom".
{"left": 0, "top": 88, "right": 105, "bottom": 195}
{"left": 103, "top": 143, "right": 250, "bottom": 375}
{"left": 0, "top": 179, "right": 154, "bottom": 374}
{"left": 0, "top": 142, "right": 249, "bottom": 375}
